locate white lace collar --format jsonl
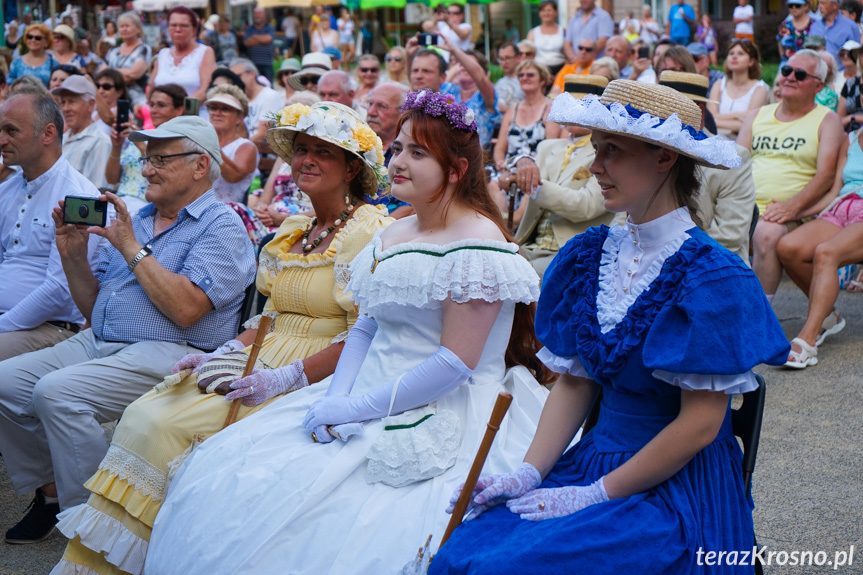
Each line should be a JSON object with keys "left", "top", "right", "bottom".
{"left": 623, "top": 207, "right": 694, "bottom": 248}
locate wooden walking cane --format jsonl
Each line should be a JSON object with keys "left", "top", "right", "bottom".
{"left": 507, "top": 181, "right": 517, "bottom": 232}
{"left": 439, "top": 391, "right": 513, "bottom": 548}
{"left": 222, "top": 314, "right": 273, "bottom": 429}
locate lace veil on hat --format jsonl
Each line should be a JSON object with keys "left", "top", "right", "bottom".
{"left": 547, "top": 79, "right": 741, "bottom": 170}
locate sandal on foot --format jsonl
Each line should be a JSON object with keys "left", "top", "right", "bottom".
{"left": 816, "top": 310, "right": 846, "bottom": 346}
{"left": 785, "top": 337, "right": 818, "bottom": 369}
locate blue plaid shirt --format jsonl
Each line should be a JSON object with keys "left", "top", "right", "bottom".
{"left": 91, "top": 191, "right": 256, "bottom": 350}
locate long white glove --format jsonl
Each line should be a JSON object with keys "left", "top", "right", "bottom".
{"left": 302, "top": 345, "right": 472, "bottom": 430}
{"left": 312, "top": 315, "right": 379, "bottom": 443}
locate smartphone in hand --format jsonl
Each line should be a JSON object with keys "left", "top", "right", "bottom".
{"left": 116, "top": 99, "right": 130, "bottom": 130}
{"left": 183, "top": 97, "right": 200, "bottom": 116}
{"left": 63, "top": 196, "right": 108, "bottom": 227}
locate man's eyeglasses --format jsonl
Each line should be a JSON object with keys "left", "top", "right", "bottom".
{"left": 359, "top": 67, "right": 379, "bottom": 73}
{"left": 26, "top": 34, "right": 44, "bottom": 41}
{"left": 138, "top": 152, "right": 199, "bottom": 169}
{"left": 96, "top": 83, "right": 117, "bottom": 91}
{"left": 385, "top": 55, "right": 402, "bottom": 62}
{"left": 578, "top": 45, "right": 595, "bottom": 52}
{"left": 780, "top": 65, "right": 820, "bottom": 82}
{"left": 447, "top": 9, "right": 462, "bottom": 15}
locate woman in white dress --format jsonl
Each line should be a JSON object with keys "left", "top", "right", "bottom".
{"left": 527, "top": 1, "right": 566, "bottom": 78}
{"left": 145, "top": 91, "right": 553, "bottom": 574}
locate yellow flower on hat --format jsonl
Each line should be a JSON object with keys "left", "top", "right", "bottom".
{"left": 352, "top": 123, "right": 378, "bottom": 153}
{"left": 278, "top": 103, "right": 311, "bottom": 127}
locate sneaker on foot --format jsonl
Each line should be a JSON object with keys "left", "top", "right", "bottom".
{"left": 4, "top": 489, "right": 59, "bottom": 544}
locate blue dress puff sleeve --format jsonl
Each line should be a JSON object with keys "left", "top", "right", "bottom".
{"left": 643, "top": 244, "right": 790, "bottom": 375}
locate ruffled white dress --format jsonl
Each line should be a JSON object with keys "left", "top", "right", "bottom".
{"left": 144, "top": 233, "right": 549, "bottom": 575}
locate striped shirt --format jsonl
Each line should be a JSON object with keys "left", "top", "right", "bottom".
{"left": 91, "top": 191, "right": 256, "bottom": 350}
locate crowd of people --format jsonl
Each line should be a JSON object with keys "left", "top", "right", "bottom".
{"left": 0, "top": 1, "right": 860, "bottom": 573}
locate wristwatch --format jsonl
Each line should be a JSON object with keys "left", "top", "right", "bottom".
{"left": 127, "top": 245, "right": 153, "bottom": 272}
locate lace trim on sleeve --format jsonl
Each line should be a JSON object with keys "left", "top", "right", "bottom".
{"left": 330, "top": 329, "right": 350, "bottom": 344}
{"left": 98, "top": 443, "right": 167, "bottom": 501}
{"left": 652, "top": 369, "right": 759, "bottom": 395}
{"left": 242, "top": 311, "right": 279, "bottom": 331}
{"left": 348, "top": 237, "right": 541, "bottom": 314}
{"left": 536, "top": 347, "right": 592, "bottom": 379}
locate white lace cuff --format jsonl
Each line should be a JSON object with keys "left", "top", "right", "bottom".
{"left": 652, "top": 370, "right": 759, "bottom": 395}
{"left": 537, "top": 347, "right": 592, "bottom": 379}
{"left": 330, "top": 330, "right": 350, "bottom": 344}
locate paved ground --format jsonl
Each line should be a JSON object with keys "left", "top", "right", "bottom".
{"left": 0, "top": 277, "right": 861, "bottom": 574}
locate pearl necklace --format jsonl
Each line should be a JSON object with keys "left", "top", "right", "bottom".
{"left": 302, "top": 201, "right": 355, "bottom": 253}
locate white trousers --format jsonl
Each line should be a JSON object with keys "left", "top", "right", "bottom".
{"left": 0, "top": 329, "right": 194, "bottom": 509}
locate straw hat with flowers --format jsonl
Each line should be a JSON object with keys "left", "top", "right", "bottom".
{"left": 267, "top": 101, "right": 389, "bottom": 198}
{"left": 547, "top": 79, "right": 741, "bottom": 169}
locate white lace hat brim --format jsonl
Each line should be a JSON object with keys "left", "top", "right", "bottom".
{"left": 547, "top": 93, "right": 742, "bottom": 170}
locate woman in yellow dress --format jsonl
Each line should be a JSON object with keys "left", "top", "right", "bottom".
{"left": 51, "top": 102, "right": 392, "bottom": 575}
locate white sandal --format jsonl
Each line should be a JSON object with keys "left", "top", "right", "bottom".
{"left": 785, "top": 337, "right": 818, "bottom": 369}
{"left": 816, "top": 310, "right": 846, "bottom": 346}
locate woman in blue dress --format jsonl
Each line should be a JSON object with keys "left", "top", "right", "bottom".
{"left": 431, "top": 80, "right": 790, "bottom": 574}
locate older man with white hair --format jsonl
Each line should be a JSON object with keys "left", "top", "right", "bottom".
{"left": 364, "top": 81, "right": 414, "bottom": 218}
{"left": 738, "top": 49, "right": 843, "bottom": 303}
{"left": 0, "top": 115, "right": 255, "bottom": 543}
{"left": 317, "top": 69, "right": 357, "bottom": 108}
{"left": 51, "top": 76, "right": 111, "bottom": 189}
{"left": 229, "top": 57, "right": 284, "bottom": 143}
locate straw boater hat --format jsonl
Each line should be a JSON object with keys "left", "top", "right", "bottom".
{"left": 563, "top": 74, "right": 608, "bottom": 98}
{"left": 267, "top": 101, "right": 389, "bottom": 197}
{"left": 288, "top": 53, "right": 333, "bottom": 91}
{"left": 547, "top": 79, "right": 741, "bottom": 170}
{"left": 658, "top": 70, "right": 717, "bottom": 105}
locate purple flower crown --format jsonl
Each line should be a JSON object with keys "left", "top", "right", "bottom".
{"left": 401, "top": 90, "right": 478, "bottom": 132}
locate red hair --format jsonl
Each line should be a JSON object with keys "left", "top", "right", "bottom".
{"left": 168, "top": 7, "right": 200, "bottom": 31}
{"left": 396, "top": 109, "right": 556, "bottom": 385}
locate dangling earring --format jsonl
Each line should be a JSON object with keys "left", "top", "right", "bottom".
{"left": 344, "top": 192, "right": 351, "bottom": 206}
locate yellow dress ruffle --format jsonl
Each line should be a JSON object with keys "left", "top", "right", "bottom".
{"left": 54, "top": 205, "right": 392, "bottom": 575}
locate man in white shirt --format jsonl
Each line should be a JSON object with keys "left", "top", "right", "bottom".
{"left": 0, "top": 88, "right": 104, "bottom": 361}
{"left": 494, "top": 42, "right": 525, "bottom": 114}
{"left": 50, "top": 76, "right": 111, "bottom": 190}
{"left": 230, "top": 58, "right": 285, "bottom": 144}
{"left": 733, "top": 0, "right": 755, "bottom": 40}
{"left": 436, "top": 4, "right": 472, "bottom": 52}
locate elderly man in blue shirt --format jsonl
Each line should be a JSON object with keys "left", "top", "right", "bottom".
{"left": 0, "top": 116, "right": 256, "bottom": 544}
{"left": 811, "top": 0, "right": 861, "bottom": 69}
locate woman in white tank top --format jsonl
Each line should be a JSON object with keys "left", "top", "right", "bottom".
{"left": 528, "top": 1, "right": 566, "bottom": 76}
{"left": 707, "top": 39, "right": 768, "bottom": 137}
{"left": 149, "top": 8, "right": 217, "bottom": 103}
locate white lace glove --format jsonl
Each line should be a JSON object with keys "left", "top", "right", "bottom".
{"left": 326, "top": 315, "right": 378, "bottom": 397}
{"left": 171, "top": 339, "right": 245, "bottom": 374}
{"left": 301, "top": 345, "right": 472, "bottom": 430}
{"left": 226, "top": 360, "right": 308, "bottom": 406}
{"left": 506, "top": 477, "right": 609, "bottom": 521}
{"left": 446, "top": 462, "right": 542, "bottom": 520}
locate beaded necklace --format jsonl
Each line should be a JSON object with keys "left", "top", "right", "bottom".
{"left": 301, "top": 197, "right": 356, "bottom": 253}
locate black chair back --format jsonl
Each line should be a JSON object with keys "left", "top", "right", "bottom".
{"left": 732, "top": 373, "right": 766, "bottom": 498}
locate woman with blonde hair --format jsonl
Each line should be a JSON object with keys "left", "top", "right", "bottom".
{"left": 103, "top": 12, "right": 152, "bottom": 106}
{"left": 383, "top": 46, "right": 408, "bottom": 85}
{"left": 51, "top": 24, "right": 86, "bottom": 68}
{"left": 8, "top": 24, "right": 54, "bottom": 87}
{"left": 590, "top": 56, "right": 620, "bottom": 81}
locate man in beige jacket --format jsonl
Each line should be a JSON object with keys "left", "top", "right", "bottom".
{"left": 507, "top": 75, "right": 614, "bottom": 277}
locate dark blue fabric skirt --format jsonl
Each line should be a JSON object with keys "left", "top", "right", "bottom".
{"left": 430, "top": 413, "right": 755, "bottom": 575}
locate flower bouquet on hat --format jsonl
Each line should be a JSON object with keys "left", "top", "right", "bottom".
{"left": 268, "top": 101, "right": 390, "bottom": 198}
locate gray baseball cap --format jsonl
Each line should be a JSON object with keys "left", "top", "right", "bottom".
{"left": 50, "top": 75, "right": 96, "bottom": 100}
{"left": 129, "top": 116, "right": 223, "bottom": 165}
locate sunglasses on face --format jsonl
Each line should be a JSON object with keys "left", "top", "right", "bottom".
{"left": 359, "top": 67, "right": 379, "bottom": 73}
{"left": 447, "top": 10, "right": 462, "bottom": 15}
{"left": 26, "top": 34, "right": 44, "bottom": 40}
{"left": 578, "top": 45, "right": 594, "bottom": 52}
{"left": 96, "top": 83, "right": 117, "bottom": 91}
{"left": 301, "top": 76, "right": 319, "bottom": 86}
{"left": 780, "top": 65, "right": 819, "bottom": 81}
{"left": 385, "top": 55, "right": 402, "bottom": 62}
